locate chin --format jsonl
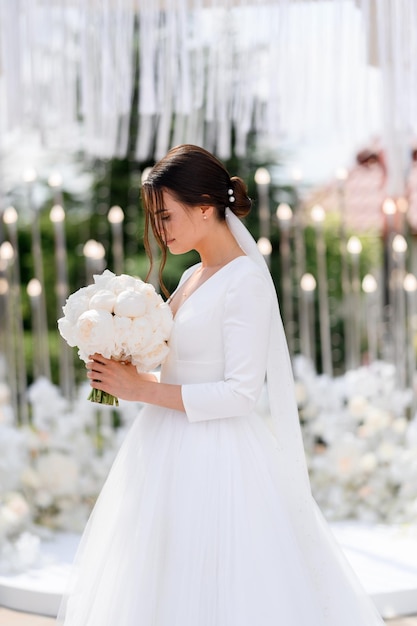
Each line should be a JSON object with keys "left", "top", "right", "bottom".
{"left": 168, "top": 243, "right": 191, "bottom": 255}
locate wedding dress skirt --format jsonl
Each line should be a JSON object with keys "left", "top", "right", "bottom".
{"left": 57, "top": 258, "right": 383, "bottom": 625}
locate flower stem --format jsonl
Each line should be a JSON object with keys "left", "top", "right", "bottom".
{"left": 88, "top": 388, "right": 119, "bottom": 406}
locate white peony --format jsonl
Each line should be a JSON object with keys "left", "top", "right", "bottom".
{"left": 135, "top": 342, "right": 170, "bottom": 372}
{"left": 130, "top": 317, "right": 154, "bottom": 351}
{"left": 89, "top": 289, "right": 117, "bottom": 312}
{"left": 61, "top": 285, "right": 95, "bottom": 324}
{"left": 76, "top": 309, "right": 115, "bottom": 361}
{"left": 92, "top": 269, "right": 115, "bottom": 290}
{"left": 151, "top": 302, "right": 174, "bottom": 338}
{"left": 113, "top": 316, "right": 133, "bottom": 356}
{"left": 114, "top": 290, "right": 147, "bottom": 317}
{"left": 108, "top": 273, "right": 141, "bottom": 294}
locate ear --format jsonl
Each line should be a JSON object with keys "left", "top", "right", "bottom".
{"left": 200, "top": 206, "right": 215, "bottom": 219}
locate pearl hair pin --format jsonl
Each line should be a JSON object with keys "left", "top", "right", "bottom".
{"left": 228, "top": 188, "right": 235, "bottom": 203}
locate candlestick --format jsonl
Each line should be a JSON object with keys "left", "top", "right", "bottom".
{"left": 2, "top": 207, "right": 29, "bottom": 422}
{"left": 361, "top": 274, "right": 378, "bottom": 364}
{"left": 83, "top": 239, "right": 106, "bottom": 283}
{"left": 50, "top": 204, "right": 75, "bottom": 400}
{"left": 24, "top": 168, "right": 51, "bottom": 380}
{"left": 48, "top": 172, "right": 64, "bottom": 206}
{"left": 27, "top": 279, "right": 44, "bottom": 381}
{"left": 347, "top": 236, "right": 363, "bottom": 369}
{"left": 254, "top": 167, "right": 271, "bottom": 267}
{"left": 311, "top": 205, "right": 333, "bottom": 376}
{"left": 108, "top": 205, "right": 125, "bottom": 275}
{"left": 392, "top": 234, "right": 408, "bottom": 388}
{"left": 336, "top": 167, "right": 350, "bottom": 373}
{"left": 381, "top": 197, "right": 397, "bottom": 363}
{"left": 0, "top": 243, "right": 18, "bottom": 422}
{"left": 300, "top": 273, "right": 316, "bottom": 367}
{"left": 404, "top": 273, "right": 417, "bottom": 408}
{"left": 141, "top": 167, "right": 160, "bottom": 289}
{"left": 276, "top": 203, "right": 294, "bottom": 354}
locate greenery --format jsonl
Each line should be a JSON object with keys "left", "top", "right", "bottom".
{"left": 2, "top": 140, "right": 382, "bottom": 385}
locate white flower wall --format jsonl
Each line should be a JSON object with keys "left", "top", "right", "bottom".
{"left": 1, "top": 361, "right": 417, "bottom": 572}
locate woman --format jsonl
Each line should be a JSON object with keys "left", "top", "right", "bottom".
{"left": 58, "top": 145, "right": 384, "bottom": 625}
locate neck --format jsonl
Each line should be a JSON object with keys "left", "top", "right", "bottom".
{"left": 198, "top": 220, "right": 244, "bottom": 269}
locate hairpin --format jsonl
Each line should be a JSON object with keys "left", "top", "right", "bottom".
{"left": 228, "top": 188, "right": 235, "bottom": 203}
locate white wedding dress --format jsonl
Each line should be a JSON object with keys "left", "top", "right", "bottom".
{"left": 57, "top": 216, "right": 384, "bottom": 626}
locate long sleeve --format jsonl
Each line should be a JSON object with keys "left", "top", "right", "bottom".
{"left": 181, "top": 270, "right": 272, "bottom": 422}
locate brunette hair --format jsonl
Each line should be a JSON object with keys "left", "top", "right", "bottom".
{"left": 141, "top": 144, "right": 251, "bottom": 295}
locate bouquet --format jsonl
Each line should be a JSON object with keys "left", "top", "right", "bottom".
{"left": 58, "top": 270, "right": 173, "bottom": 406}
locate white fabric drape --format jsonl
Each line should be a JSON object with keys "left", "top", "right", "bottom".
{"left": 0, "top": 0, "right": 416, "bottom": 191}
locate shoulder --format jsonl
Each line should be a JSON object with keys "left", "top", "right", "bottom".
{"left": 225, "top": 256, "right": 273, "bottom": 300}
{"left": 228, "top": 256, "right": 270, "bottom": 284}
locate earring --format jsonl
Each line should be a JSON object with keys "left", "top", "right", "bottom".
{"left": 203, "top": 215, "right": 207, "bottom": 220}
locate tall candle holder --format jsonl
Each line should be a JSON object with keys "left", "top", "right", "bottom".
{"left": 2, "top": 207, "right": 28, "bottom": 422}
{"left": 50, "top": 203, "right": 75, "bottom": 400}
{"left": 276, "top": 203, "right": 294, "bottom": 354}
{"left": 404, "top": 272, "right": 417, "bottom": 409}
{"left": 24, "top": 168, "right": 51, "bottom": 380}
{"left": 336, "top": 167, "right": 350, "bottom": 372}
{"left": 27, "top": 278, "right": 49, "bottom": 381}
{"left": 141, "top": 167, "right": 159, "bottom": 289}
{"left": 392, "top": 234, "right": 408, "bottom": 388}
{"left": 311, "top": 204, "right": 332, "bottom": 376}
{"left": 381, "top": 197, "right": 397, "bottom": 363}
{"left": 254, "top": 167, "right": 271, "bottom": 268}
{"left": 0, "top": 242, "right": 18, "bottom": 422}
{"left": 347, "top": 236, "right": 363, "bottom": 370}
{"left": 108, "top": 205, "right": 125, "bottom": 275}
{"left": 83, "top": 239, "right": 106, "bottom": 284}
{"left": 361, "top": 274, "right": 378, "bottom": 364}
{"left": 300, "top": 273, "right": 317, "bottom": 367}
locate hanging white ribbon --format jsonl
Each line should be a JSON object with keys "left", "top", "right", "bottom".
{"left": 0, "top": 0, "right": 416, "bottom": 188}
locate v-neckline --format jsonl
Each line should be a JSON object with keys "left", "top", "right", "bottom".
{"left": 169, "top": 255, "right": 247, "bottom": 320}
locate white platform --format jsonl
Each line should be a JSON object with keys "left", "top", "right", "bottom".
{"left": 0, "top": 523, "right": 416, "bottom": 619}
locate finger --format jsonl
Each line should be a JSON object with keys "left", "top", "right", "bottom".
{"left": 89, "top": 353, "right": 108, "bottom": 365}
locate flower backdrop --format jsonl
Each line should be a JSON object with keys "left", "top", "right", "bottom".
{"left": 1, "top": 358, "right": 417, "bottom": 573}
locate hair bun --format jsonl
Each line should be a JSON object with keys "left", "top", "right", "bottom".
{"left": 229, "top": 176, "right": 251, "bottom": 218}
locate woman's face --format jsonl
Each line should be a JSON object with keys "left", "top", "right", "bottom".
{"left": 156, "top": 190, "right": 207, "bottom": 255}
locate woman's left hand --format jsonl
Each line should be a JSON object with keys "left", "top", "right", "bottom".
{"left": 86, "top": 354, "right": 157, "bottom": 402}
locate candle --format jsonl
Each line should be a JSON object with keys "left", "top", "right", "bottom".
{"left": 27, "top": 278, "right": 44, "bottom": 381}
{"left": 392, "top": 234, "right": 408, "bottom": 388}
{"left": 336, "top": 167, "right": 350, "bottom": 373}
{"left": 83, "top": 239, "right": 106, "bottom": 283}
{"left": 50, "top": 204, "right": 75, "bottom": 400}
{"left": 300, "top": 273, "right": 317, "bottom": 367}
{"left": 311, "top": 205, "right": 333, "bottom": 376}
{"left": 108, "top": 205, "right": 125, "bottom": 275}
{"left": 276, "top": 203, "right": 294, "bottom": 354}
{"left": 404, "top": 273, "right": 417, "bottom": 408}
{"left": 254, "top": 167, "right": 271, "bottom": 267}
{"left": 0, "top": 243, "right": 18, "bottom": 422}
{"left": 141, "top": 167, "right": 159, "bottom": 289}
{"left": 48, "top": 172, "right": 64, "bottom": 206}
{"left": 362, "top": 274, "right": 378, "bottom": 364}
{"left": 24, "top": 169, "right": 51, "bottom": 380}
{"left": 3, "top": 207, "right": 29, "bottom": 422}
{"left": 347, "top": 236, "right": 363, "bottom": 370}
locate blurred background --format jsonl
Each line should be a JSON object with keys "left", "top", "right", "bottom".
{"left": 1, "top": 1, "right": 417, "bottom": 601}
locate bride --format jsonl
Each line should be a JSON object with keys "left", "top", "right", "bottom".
{"left": 58, "top": 144, "right": 384, "bottom": 625}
